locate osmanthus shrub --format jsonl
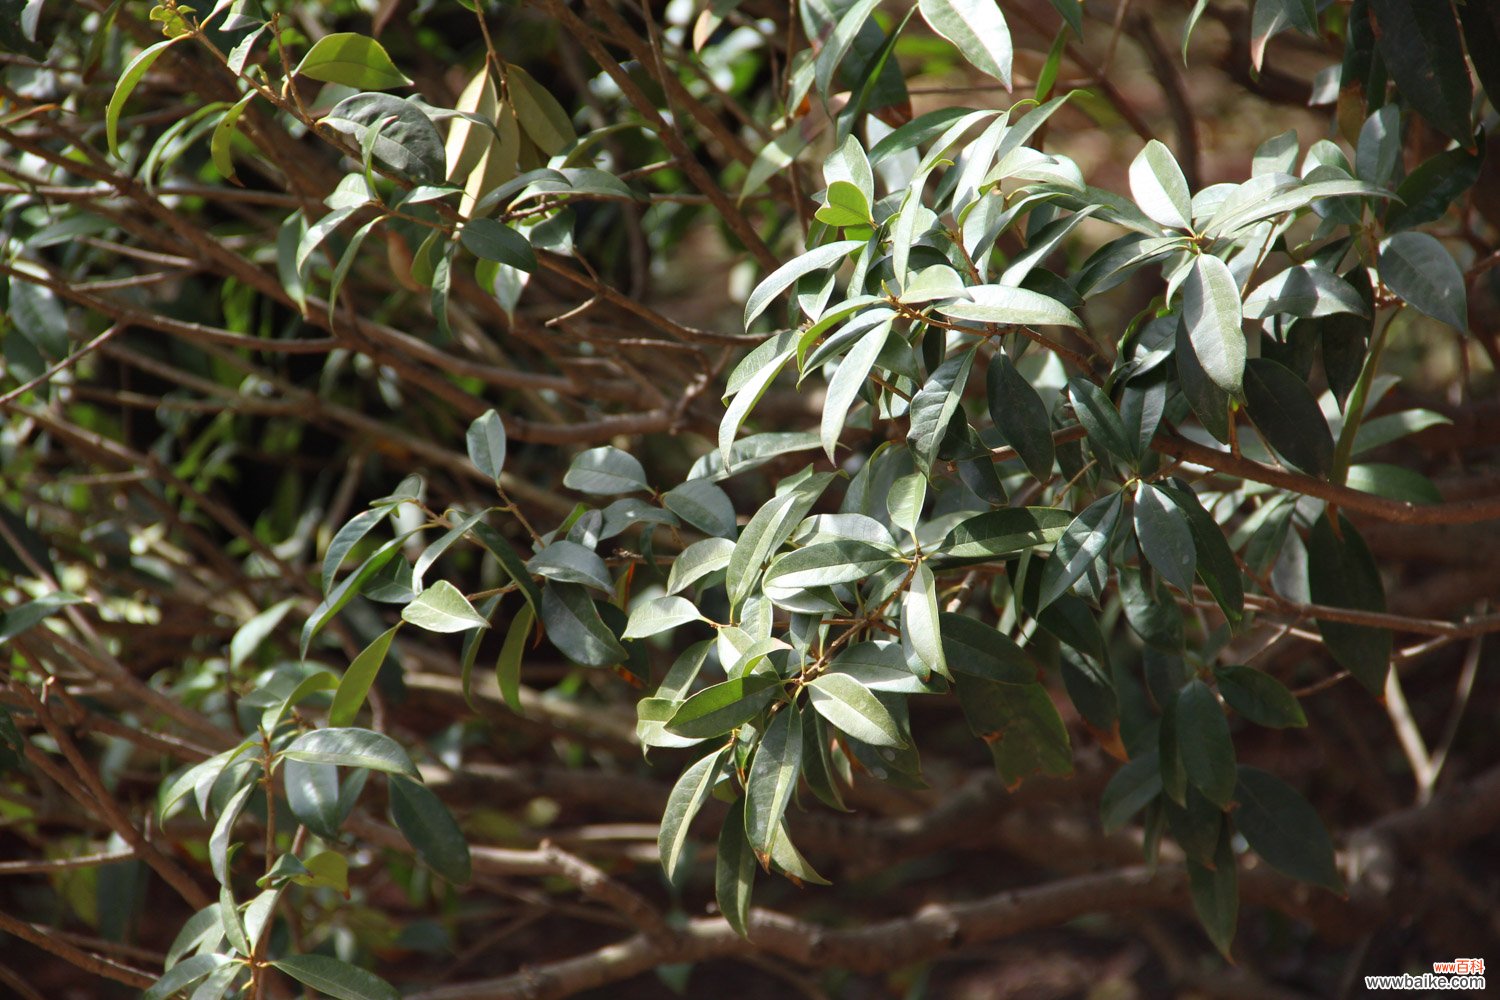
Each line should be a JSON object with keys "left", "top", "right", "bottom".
{"left": 1, "top": 0, "right": 1492, "bottom": 995}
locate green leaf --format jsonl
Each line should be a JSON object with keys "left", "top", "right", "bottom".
{"left": 460, "top": 218, "right": 536, "bottom": 271}
{"left": 907, "top": 351, "right": 975, "bottom": 472}
{"left": 886, "top": 473, "right": 927, "bottom": 537}
{"left": 763, "top": 539, "right": 897, "bottom": 589}
{"left": 296, "top": 32, "right": 412, "bottom": 90}
{"left": 506, "top": 63, "right": 575, "bottom": 155}
{"left": 1345, "top": 463, "right": 1443, "bottom": 505}
{"left": 902, "top": 562, "right": 947, "bottom": 680}
{"left": 1368, "top": 0, "right": 1473, "bottom": 143}
{"left": 727, "top": 472, "right": 836, "bottom": 609}
{"left": 494, "top": 602, "right": 533, "bottom": 712}
{"left": 814, "top": 179, "right": 872, "bottom": 228}
{"left": 283, "top": 758, "right": 343, "bottom": 840}
{"left": 527, "top": 539, "right": 613, "bottom": 592}
{"left": 144, "top": 954, "right": 230, "bottom": 1000}
{"left": 744, "top": 706, "right": 802, "bottom": 857}
{"left": 986, "top": 355, "right": 1055, "bottom": 481}
{"left": 389, "top": 775, "right": 472, "bottom": 884}
{"left": 1242, "top": 358, "right": 1334, "bottom": 476}
{"left": 1038, "top": 492, "right": 1123, "bottom": 610}
{"left": 814, "top": 0, "right": 883, "bottom": 103}
{"left": 954, "top": 676, "right": 1073, "bottom": 786}
{"left": 663, "top": 479, "right": 737, "bottom": 539}
{"left": 807, "top": 673, "right": 906, "bottom": 747}
{"left": 936, "top": 284, "right": 1081, "bottom": 328}
{"left": 465, "top": 410, "right": 508, "bottom": 486}
{"left": 1128, "top": 139, "right": 1192, "bottom": 230}
{"left": 623, "top": 595, "right": 706, "bottom": 638}
{"left": 938, "top": 612, "right": 1034, "bottom": 684}
{"left": 938, "top": 507, "right": 1072, "bottom": 564}
{"left": 1233, "top": 766, "right": 1344, "bottom": 893}
{"left": 1132, "top": 483, "right": 1196, "bottom": 594}
{"left": 1352, "top": 408, "right": 1451, "bottom": 454}
{"left": 918, "top": 0, "right": 1013, "bottom": 87}
{"left": 745, "top": 240, "right": 864, "bottom": 329}
{"left": 1176, "top": 679, "right": 1235, "bottom": 808}
{"left": 1100, "top": 752, "right": 1163, "bottom": 834}
{"left": 271, "top": 954, "right": 400, "bottom": 1000}
{"left": 402, "top": 580, "right": 490, "bottom": 633}
{"left": 1182, "top": 255, "right": 1245, "bottom": 395}
{"left": 281, "top": 727, "right": 419, "bottom": 780}
{"left": 1378, "top": 232, "right": 1468, "bottom": 331}
{"left": 1306, "top": 513, "right": 1390, "bottom": 694}
{"left": 210, "top": 92, "right": 256, "bottom": 182}
{"left": 1159, "top": 482, "right": 1243, "bottom": 626}
{"left": 322, "top": 507, "right": 388, "bottom": 594}
{"left": 471, "top": 522, "right": 542, "bottom": 617}
{"left": 1243, "top": 264, "right": 1370, "bottom": 320}
{"left": 666, "top": 673, "right": 782, "bottom": 738}
{"left": 659, "top": 747, "right": 731, "bottom": 886}
{"left": 821, "top": 319, "right": 891, "bottom": 461}
{"left": 0, "top": 591, "right": 85, "bottom": 645}
{"left": 329, "top": 624, "right": 400, "bottom": 727}
{"left": 667, "top": 537, "right": 735, "bottom": 595}
{"left": 210, "top": 781, "right": 256, "bottom": 886}
{"left": 1213, "top": 664, "right": 1306, "bottom": 728}
{"left": 538, "top": 581, "right": 626, "bottom": 667}
{"left": 1068, "top": 378, "right": 1133, "bottom": 463}
{"left": 1188, "top": 825, "right": 1239, "bottom": 958}
{"left": 107, "top": 37, "right": 186, "bottom": 158}
{"left": 1174, "top": 314, "right": 1231, "bottom": 442}
{"left": 716, "top": 798, "right": 756, "bottom": 936}
{"left": 321, "top": 93, "right": 446, "bottom": 184}
{"left": 564, "top": 446, "right": 648, "bottom": 495}
{"left": 830, "top": 641, "right": 944, "bottom": 693}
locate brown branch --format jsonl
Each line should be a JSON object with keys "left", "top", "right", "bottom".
{"left": 0, "top": 911, "right": 155, "bottom": 990}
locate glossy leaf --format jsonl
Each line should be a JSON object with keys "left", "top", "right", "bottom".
{"left": 506, "top": 63, "right": 575, "bottom": 155}
{"left": 918, "top": 0, "right": 1013, "bottom": 87}
{"left": 1129, "top": 139, "right": 1192, "bottom": 230}
{"left": 744, "top": 706, "right": 803, "bottom": 857}
{"left": 528, "top": 539, "right": 613, "bottom": 592}
{"left": 938, "top": 507, "right": 1072, "bottom": 564}
{"left": 1242, "top": 358, "right": 1334, "bottom": 476}
{"left": 938, "top": 612, "right": 1034, "bottom": 683}
{"left": 1133, "top": 483, "right": 1196, "bottom": 594}
{"left": 1368, "top": 0, "right": 1473, "bottom": 143}
{"left": 1100, "top": 751, "right": 1163, "bottom": 834}
{"left": 460, "top": 218, "right": 536, "bottom": 271}
{"left": 538, "top": 581, "right": 626, "bottom": 667}
{"left": 821, "top": 320, "right": 890, "bottom": 461}
{"left": 1243, "top": 264, "right": 1369, "bottom": 319}
{"left": 987, "top": 354, "right": 1056, "bottom": 481}
{"left": 807, "top": 673, "right": 905, "bottom": 747}
{"left": 666, "top": 674, "right": 782, "bottom": 738}
{"left": 402, "top": 580, "right": 490, "bottom": 633}
{"left": 1378, "top": 232, "right": 1468, "bottom": 331}
{"left": 1068, "top": 378, "right": 1133, "bottom": 462}
{"left": 1214, "top": 664, "right": 1307, "bottom": 728}
{"left": 389, "top": 775, "right": 472, "bottom": 884}
{"left": 1182, "top": 255, "right": 1246, "bottom": 395}
{"left": 296, "top": 33, "right": 412, "bottom": 90}
{"left": 329, "top": 624, "right": 400, "bottom": 727}
{"left": 107, "top": 37, "right": 186, "bottom": 157}
{"left": 281, "top": 727, "right": 419, "bottom": 780}
{"left": 270, "top": 954, "right": 400, "bottom": 1000}
{"left": 321, "top": 93, "right": 446, "bottom": 184}
{"left": 1188, "top": 825, "right": 1239, "bottom": 958}
{"left": 283, "top": 758, "right": 343, "bottom": 840}
{"left": 1037, "top": 492, "right": 1123, "bottom": 610}
{"left": 564, "top": 446, "right": 649, "bottom": 495}
{"left": 623, "top": 595, "right": 706, "bottom": 638}
{"left": 764, "top": 540, "right": 898, "bottom": 589}
{"left": 902, "top": 562, "right": 947, "bottom": 680}
{"left": 937, "top": 284, "right": 1081, "bottom": 327}
{"left": 663, "top": 479, "right": 738, "bottom": 539}
{"left": 716, "top": 798, "right": 756, "bottom": 937}
{"left": 659, "top": 747, "right": 730, "bottom": 886}
{"left": 1234, "top": 766, "right": 1344, "bottom": 892}
{"left": 1176, "top": 679, "right": 1235, "bottom": 808}
{"left": 907, "top": 351, "right": 974, "bottom": 472}
{"left": 1306, "top": 513, "right": 1390, "bottom": 694}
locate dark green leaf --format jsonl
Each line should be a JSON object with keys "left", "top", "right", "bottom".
{"left": 1038, "top": 492, "right": 1123, "bottom": 610}
{"left": 661, "top": 479, "right": 737, "bottom": 540}
{"left": 460, "top": 218, "right": 537, "bottom": 271}
{"left": 1368, "top": 0, "right": 1473, "bottom": 143}
{"left": 1174, "top": 314, "right": 1231, "bottom": 443}
{"left": 564, "top": 446, "right": 649, "bottom": 495}
{"left": 918, "top": 0, "right": 1013, "bottom": 87}
{"left": 763, "top": 540, "right": 898, "bottom": 589}
{"left": 1187, "top": 825, "right": 1239, "bottom": 958}
{"left": 270, "top": 954, "right": 400, "bottom": 1000}
{"left": 954, "top": 676, "right": 1073, "bottom": 786}
{"left": 144, "top": 953, "right": 229, "bottom": 1000}
{"left": 389, "top": 775, "right": 472, "bottom": 884}
{"left": 1159, "top": 482, "right": 1243, "bottom": 626}
{"left": 1100, "top": 751, "right": 1163, "bottom": 834}
{"left": 938, "top": 507, "right": 1072, "bottom": 565}
{"left": 908, "top": 351, "right": 975, "bottom": 472}
{"left": 1242, "top": 358, "right": 1335, "bottom": 476}
{"left": 321, "top": 93, "right": 445, "bottom": 184}
{"left": 1182, "top": 255, "right": 1246, "bottom": 395}
{"left": 466, "top": 410, "right": 508, "bottom": 484}
{"left": 471, "top": 522, "right": 542, "bottom": 617}
{"left": 1243, "top": 264, "right": 1369, "bottom": 320}
{"left": 1128, "top": 139, "right": 1192, "bottom": 230}
{"left": 716, "top": 798, "right": 756, "bottom": 937}
{"left": 1378, "top": 232, "right": 1469, "bottom": 331}
{"left": 1133, "top": 483, "right": 1196, "bottom": 594}
{"left": 1234, "top": 766, "right": 1344, "bottom": 892}
{"left": 938, "top": 612, "right": 1035, "bottom": 683}
{"left": 1176, "top": 679, "right": 1236, "bottom": 808}
{"left": 283, "top": 758, "right": 344, "bottom": 840}
{"left": 807, "top": 673, "right": 906, "bottom": 747}
{"left": 937, "top": 284, "right": 1081, "bottom": 328}
{"left": 1386, "top": 145, "right": 1483, "bottom": 231}
{"left": 660, "top": 746, "right": 730, "bottom": 886}
{"left": 1306, "top": 513, "right": 1390, "bottom": 694}
{"left": 0, "top": 592, "right": 85, "bottom": 645}
{"left": 987, "top": 353, "right": 1056, "bottom": 481}
{"left": 623, "top": 596, "right": 706, "bottom": 638}
{"left": 1214, "top": 664, "right": 1307, "bottom": 728}
{"left": 528, "top": 539, "right": 613, "bottom": 592}
{"left": 539, "top": 581, "right": 626, "bottom": 667}
{"left": 329, "top": 624, "right": 399, "bottom": 727}
{"left": 1068, "top": 378, "right": 1133, "bottom": 463}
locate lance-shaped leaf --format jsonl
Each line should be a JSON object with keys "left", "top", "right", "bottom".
{"left": 745, "top": 240, "right": 864, "bottom": 329}
{"left": 623, "top": 595, "right": 707, "bottom": 639}
{"left": 660, "top": 746, "right": 731, "bottom": 886}
{"left": 716, "top": 798, "right": 756, "bottom": 937}
{"left": 1133, "top": 483, "right": 1196, "bottom": 594}
{"left": 329, "top": 624, "right": 400, "bottom": 727}
{"left": 907, "top": 351, "right": 975, "bottom": 472}
{"left": 954, "top": 675, "right": 1073, "bottom": 786}
{"left": 666, "top": 673, "right": 783, "bottom": 738}
{"left": 1100, "top": 752, "right": 1163, "bottom": 834}
{"left": 1243, "top": 264, "right": 1369, "bottom": 320}
{"left": 1378, "top": 232, "right": 1468, "bottom": 331}
{"left": 667, "top": 537, "right": 735, "bottom": 595}
{"left": 1182, "top": 254, "right": 1246, "bottom": 395}
{"left": 282, "top": 728, "right": 419, "bottom": 780}
{"left": 270, "top": 954, "right": 400, "bottom": 1000}
{"left": 1177, "top": 679, "right": 1236, "bottom": 808}
{"left": 727, "top": 472, "right": 835, "bottom": 609}
{"left": 283, "top": 759, "right": 343, "bottom": 840}
{"left": 144, "top": 954, "right": 230, "bottom": 1000}
{"left": 1068, "top": 378, "right": 1133, "bottom": 463}
{"left": 506, "top": 63, "right": 575, "bottom": 155}
{"left": 1242, "top": 358, "right": 1334, "bottom": 476}
{"left": 1158, "top": 482, "right": 1243, "bottom": 626}
{"left": 901, "top": 562, "right": 947, "bottom": 680}
{"left": 918, "top": 0, "right": 1013, "bottom": 87}
{"left": 821, "top": 319, "right": 891, "bottom": 461}
{"left": 389, "top": 775, "right": 472, "bottom": 884}
{"left": 539, "top": 582, "right": 627, "bottom": 667}
{"left": 1188, "top": 825, "right": 1239, "bottom": 958}
{"left": 460, "top": 218, "right": 535, "bottom": 271}
{"left": 1234, "top": 766, "right": 1344, "bottom": 892}
{"left": 807, "top": 673, "right": 906, "bottom": 747}
{"left": 763, "top": 540, "right": 898, "bottom": 589}
{"left": 402, "top": 580, "right": 490, "bottom": 633}
{"left": 938, "top": 507, "right": 1072, "bottom": 564}
{"left": 1037, "top": 492, "right": 1123, "bottom": 610}
{"left": 1306, "top": 513, "right": 1390, "bottom": 694}
{"left": 986, "top": 353, "right": 1055, "bottom": 480}
{"left": 1368, "top": 0, "right": 1473, "bottom": 143}
{"left": 886, "top": 473, "right": 927, "bottom": 537}
{"left": 1129, "top": 139, "right": 1193, "bottom": 230}
{"left": 1213, "top": 664, "right": 1306, "bottom": 728}
{"left": 744, "top": 707, "right": 803, "bottom": 858}
{"left": 936, "top": 284, "right": 1081, "bottom": 327}
{"left": 938, "top": 612, "right": 1034, "bottom": 683}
